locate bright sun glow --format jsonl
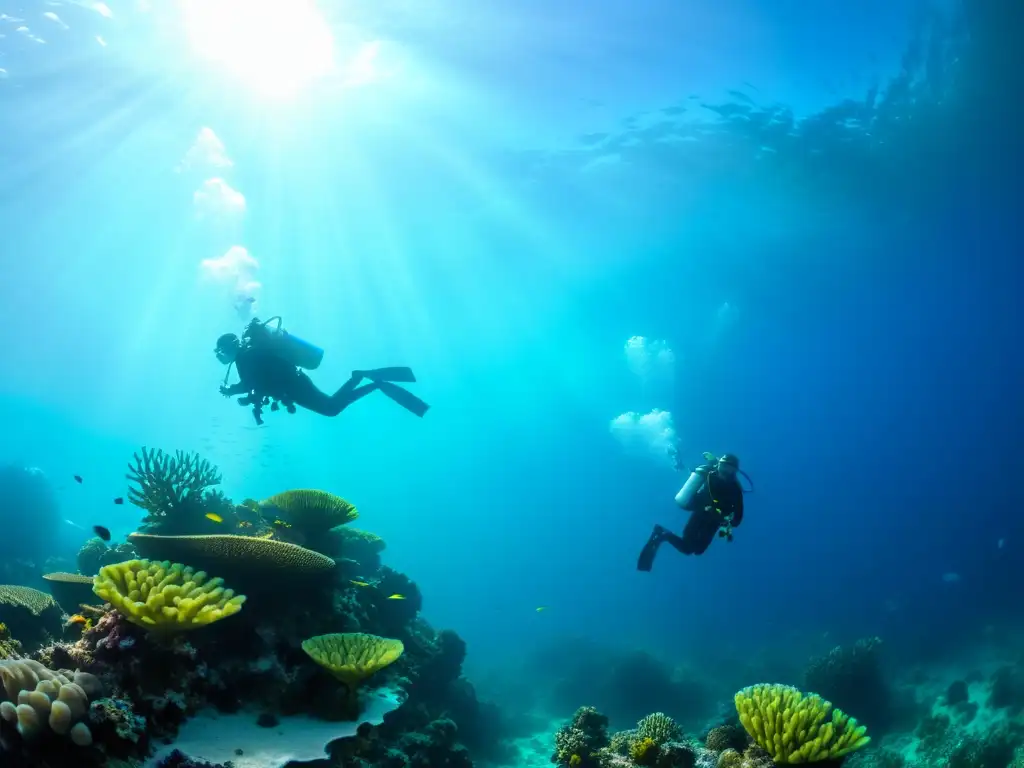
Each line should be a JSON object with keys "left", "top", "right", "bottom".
{"left": 181, "top": 0, "right": 334, "bottom": 98}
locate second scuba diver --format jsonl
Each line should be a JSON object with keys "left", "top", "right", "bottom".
{"left": 215, "top": 316, "right": 430, "bottom": 426}
{"left": 637, "top": 452, "right": 749, "bottom": 571}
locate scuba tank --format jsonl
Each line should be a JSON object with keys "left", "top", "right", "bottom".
{"left": 257, "top": 317, "right": 325, "bottom": 370}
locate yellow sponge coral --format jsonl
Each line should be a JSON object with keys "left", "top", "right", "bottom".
{"left": 735, "top": 684, "right": 870, "bottom": 764}
{"left": 93, "top": 559, "right": 246, "bottom": 631}
{"left": 302, "top": 632, "right": 403, "bottom": 688}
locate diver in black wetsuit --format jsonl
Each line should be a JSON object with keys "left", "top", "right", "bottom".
{"left": 214, "top": 317, "right": 429, "bottom": 426}
{"left": 637, "top": 453, "right": 746, "bottom": 571}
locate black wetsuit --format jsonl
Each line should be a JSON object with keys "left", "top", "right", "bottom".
{"left": 223, "top": 345, "right": 428, "bottom": 425}
{"left": 637, "top": 464, "right": 744, "bottom": 570}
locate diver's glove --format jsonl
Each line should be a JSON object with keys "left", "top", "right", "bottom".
{"left": 219, "top": 385, "right": 232, "bottom": 397}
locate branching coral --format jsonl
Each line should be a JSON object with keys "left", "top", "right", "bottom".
{"left": 637, "top": 711, "right": 682, "bottom": 746}
{"left": 735, "top": 683, "right": 870, "bottom": 763}
{"left": 93, "top": 559, "right": 246, "bottom": 631}
{"left": 127, "top": 447, "right": 223, "bottom": 535}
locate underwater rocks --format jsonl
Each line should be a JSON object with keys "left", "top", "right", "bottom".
{"left": 803, "top": 636, "right": 893, "bottom": 734}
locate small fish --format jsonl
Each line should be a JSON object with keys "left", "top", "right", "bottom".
{"left": 536, "top": 607, "right": 547, "bottom": 612}
{"left": 92, "top": 525, "right": 111, "bottom": 542}
{"left": 350, "top": 580, "right": 371, "bottom": 587}
{"left": 73, "top": 475, "right": 83, "bottom": 484}
{"left": 205, "top": 512, "right": 224, "bottom": 523}
{"left": 67, "top": 614, "right": 88, "bottom": 625}
{"left": 272, "top": 519, "right": 292, "bottom": 528}
{"left": 113, "top": 497, "right": 124, "bottom": 505}
{"left": 238, "top": 520, "right": 252, "bottom": 528}
{"left": 386, "top": 594, "right": 406, "bottom": 600}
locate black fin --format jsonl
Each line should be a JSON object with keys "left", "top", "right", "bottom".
{"left": 637, "top": 529, "right": 663, "bottom": 572}
{"left": 377, "top": 381, "right": 430, "bottom": 417}
{"left": 364, "top": 366, "right": 417, "bottom": 383}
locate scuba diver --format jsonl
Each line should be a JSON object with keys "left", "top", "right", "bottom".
{"left": 637, "top": 452, "right": 751, "bottom": 572}
{"left": 215, "top": 316, "right": 430, "bottom": 426}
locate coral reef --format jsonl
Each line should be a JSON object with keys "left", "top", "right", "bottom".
{"left": 735, "top": 683, "right": 871, "bottom": 763}
{"left": 0, "top": 623, "right": 23, "bottom": 660}
{"left": 333, "top": 526, "right": 387, "bottom": 570}
{"left": 553, "top": 705, "right": 611, "bottom": 766}
{"left": 76, "top": 538, "right": 137, "bottom": 578}
{"left": 560, "top": 708, "right": 698, "bottom": 768}
{"left": 0, "top": 445, "right": 512, "bottom": 768}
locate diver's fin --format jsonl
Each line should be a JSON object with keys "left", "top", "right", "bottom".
{"left": 377, "top": 381, "right": 430, "bottom": 417}
{"left": 363, "top": 367, "right": 417, "bottom": 384}
{"left": 637, "top": 527, "right": 664, "bottom": 572}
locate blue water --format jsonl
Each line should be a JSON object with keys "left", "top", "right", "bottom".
{"left": 1, "top": 0, "right": 1022, "bottom": 756}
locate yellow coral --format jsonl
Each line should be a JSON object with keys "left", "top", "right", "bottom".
{"left": 93, "top": 559, "right": 246, "bottom": 631}
{"left": 629, "top": 736, "right": 660, "bottom": 766}
{"left": 260, "top": 490, "right": 358, "bottom": 530}
{"left": 735, "top": 684, "right": 870, "bottom": 764}
{"left": 301, "top": 632, "right": 403, "bottom": 688}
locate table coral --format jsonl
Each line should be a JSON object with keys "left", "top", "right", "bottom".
{"left": 302, "top": 632, "right": 404, "bottom": 689}
{"left": 259, "top": 489, "right": 359, "bottom": 531}
{"left": 0, "top": 586, "right": 63, "bottom": 651}
{"left": 127, "top": 533, "right": 335, "bottom": 582}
